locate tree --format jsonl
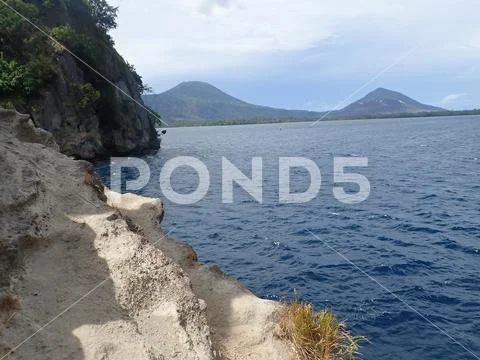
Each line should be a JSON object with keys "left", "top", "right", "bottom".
{"left": 87, "top": 0, "right": 118, "bottom": 32}
{"left": 0, "top": 1, "right": 54, "bottom": 99}
{"left": 0, "top": 0, "right": 39, "bottom": 57}
{"left": 146, "top": 106, "right": 163, "bottom": 128}
{"left": 126, "top": 63, "right": 152, "bottom": 94}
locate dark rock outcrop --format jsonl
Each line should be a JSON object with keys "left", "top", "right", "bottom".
{"left": 28, "top": 52, "right": 160, "bottom": 159}
{"left": 0, "top": 0, "right": 160, "bottom": 160}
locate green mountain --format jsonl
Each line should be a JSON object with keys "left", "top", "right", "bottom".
{"left": 142, "top": 81, "right": 323, "bottom": 121}
{"left": 335, "top": 88, "right": 444, "bottom": 116}
{"left": 143, "top": 83, "right": 444, "bottom": 123}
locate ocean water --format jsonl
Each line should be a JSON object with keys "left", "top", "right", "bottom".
{"left": 96, "top": 116, "right": 480, "bottom": 359}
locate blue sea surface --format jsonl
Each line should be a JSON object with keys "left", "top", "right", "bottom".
{"left": 96, "top": 116, "right": 480, "bottom": 359}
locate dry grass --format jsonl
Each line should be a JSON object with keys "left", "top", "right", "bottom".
{"left": 107, "top": 211, "right": 145, "bottom": 236}
{"left": 0, "top": 293, "right": 20, "bottom": 336}
{"left": 123, "top": 214, "right": 145, "bottom": 236}
{"left": 83, "top": 167, "right": 107, "bottom": 202}
{"left": 0, "top": 294, "right": 18, "bottom": 312}
{"left": 279, "top": 301, "right": 365, "bottom": 360}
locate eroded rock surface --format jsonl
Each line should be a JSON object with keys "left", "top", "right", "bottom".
{"left": 0, "top": 110, "right": 292, "bottom": 360}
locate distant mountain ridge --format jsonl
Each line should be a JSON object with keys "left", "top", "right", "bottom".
{"left": 143, "top": 82, "right": 443, "bottom": 122}
{"left": 143, "top": 81, "right": 322, "bottom": 121}
{"left": 335, "top": 88, "right": 443, "bottom": 116}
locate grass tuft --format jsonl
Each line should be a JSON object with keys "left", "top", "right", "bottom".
{"left": 0, "top": 294, "right": 18, "bottom": 312}
{"left": 279, "top": 301, "right": 365, "bottom": 360}
{"left": 81, "top": 162, "right": 107, "bottom": 202}
{"left": 0, "top": 293, "right": 20, "bottom": 336}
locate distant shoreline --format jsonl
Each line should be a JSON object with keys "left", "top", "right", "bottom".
{"left": 161, "top": 110, "right": 480, "bottom": 128}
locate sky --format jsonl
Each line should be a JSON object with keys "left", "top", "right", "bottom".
{"left": 109, "top": 0, "right": 480, "bottom": 111}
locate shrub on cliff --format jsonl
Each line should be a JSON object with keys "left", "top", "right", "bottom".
{"left": 0, "top": 0, "right": 113, "bottom": 101}
{"left": 280, "top": 301, "right": 365, "bottom": 360}
{"left": 0, "top": 0, "right": 155, "bottom": 135}
{"left": 88, "top": 0, "right": 118, "bottom": 32}
{"left": 0, "top": 0, "right": 55, "bottom": 100}
{"left": 0, "top": 56, "right": 55, "bottom": 99}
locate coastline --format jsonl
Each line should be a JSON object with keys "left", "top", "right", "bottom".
{"left": 160, "top": 111, "right": 480, "bottom": 128}
{"left": 0, "top": 109, "right": 292, "bottom": 359}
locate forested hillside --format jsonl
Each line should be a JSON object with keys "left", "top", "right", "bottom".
{"left": 0, "top": 0, "right": 159, "bottom": 158}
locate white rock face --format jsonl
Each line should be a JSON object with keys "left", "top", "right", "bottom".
{"left": 0, "top": 109, "right": 292, "bottom": 360}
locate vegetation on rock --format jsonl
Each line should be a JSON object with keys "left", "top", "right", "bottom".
{"left": 280, "top": 301, "right": 365, "bottom": 360}
{"left": 0, "top": 293, "right": 19, "bottom": 336}
{"left": 0, "top": 0, "right": 146, "bottom": 103}
{"left": 0, "top": 0, "right": 159, "bottom": 158}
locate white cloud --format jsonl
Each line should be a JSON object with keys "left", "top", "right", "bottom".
{"left": 109, "top": 0, "right": 396, "bottom": 74}
{"left": 108, "top": 0, "right": 480, "bottom": 86}
{"left": 198, "top": 0, "right": 234, "bottom": 15}
{"left": 441, "top": 93, "right": 467, "bottom": 104}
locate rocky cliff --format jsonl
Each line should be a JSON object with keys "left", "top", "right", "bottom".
{"left": 27, "top": 51, "right": 160, "bottom": 159}
{"left": 0, "top": 0, "right": 160, "bottom": 159}
{"left": 0, "top": 109, "right": 292, "bottom": 359}
{"left": 28, "top": 51, "right": 160, "bottom": 159}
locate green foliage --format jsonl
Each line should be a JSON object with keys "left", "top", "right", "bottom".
{"left": 24, "top": 56, "right": 55, "bottom": 93}
{"left": 0, "top": 0, "right": 55, "bottom": 100}
{"left": 70, "top": 83, "right": 100, "bottom": 109}
{"left": 120, "top": 98, "right": 135, "bottom": 114}
{"left": 0, "top": 100, "right": 15, "bottom": 109}
{"left": 50, "top": 24, "right": 80, "bottom": 49}
{"left": 41, "top": 0, "right": 52, "bottom": 8}
{"left": 0, "top": 0, "right": 39, "bottom": 57}
{"left": 0, "top": 58, "right": 26, "bottom": 94}
{"left": 280, "top": 301, "right": 365, "bottom": 360}
{"left": 87, "top": 0, "right": 118, "bottom": 32}
{"left": 0, "top": 0, "right": 148, "bottom": 131}
{"left": 3, "top": 0, "right": 39, "bottom": 19}
{"left": 146, "top": 106, "right": 163, "bottom": 127}
{"left": 167, "top": 110, "right": 480, "bottom": 127}
{"left": 0, "top": 55, "right": 54, "bottom": 97}
{"left": 127, "top": 63, "right": 152, "bottom": 95}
